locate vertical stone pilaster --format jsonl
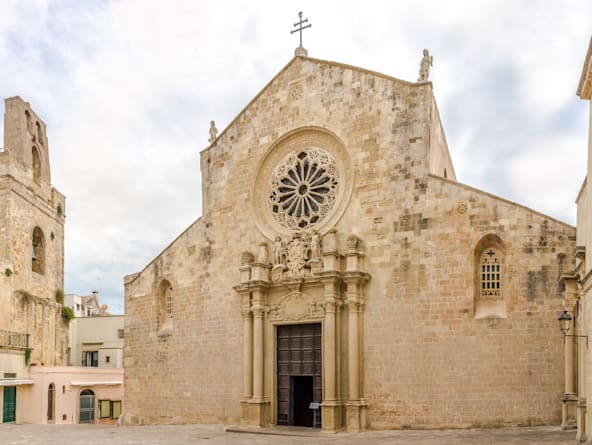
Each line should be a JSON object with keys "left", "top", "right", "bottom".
{"left": 241, "top": 309, "right": 253, "bottom": 399}
{"left": 320, "top": 274, "right": 342, "bottom": 432}
{"left": 343, "top": 263, "right": 369, "bottom": 432}
{"left": 562, "top": 276, "right": 579, "bottom": 430}
{"left": 252, "top": 305, "right": 264, "bottom": 401}
{"left": 248, "top": 284, "right": 268, "bottom": 427}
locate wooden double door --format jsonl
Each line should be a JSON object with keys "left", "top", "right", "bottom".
{"left": 277, "top": 323, "right": 322, "bottom": 428}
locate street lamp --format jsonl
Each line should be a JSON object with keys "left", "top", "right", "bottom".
{"left": 558, "top": 310, "right": 588, "bottom": 348}
{"left": 558, "top": 310, "right": 572, "bottom": 335}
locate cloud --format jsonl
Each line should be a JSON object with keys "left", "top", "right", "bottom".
{"left": 0, "top": 0, "right": 590, "bottom": 313}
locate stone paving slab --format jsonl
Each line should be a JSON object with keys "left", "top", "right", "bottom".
{"left": 0, "top": 424, "right": 577, "bottom": 445}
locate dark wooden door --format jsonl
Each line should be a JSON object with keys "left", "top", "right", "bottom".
{"left": 3, "top": 386, "right": 16, "bottom": 423}
{"left": 277, "top": 323, "right": 322, "bottom": 427}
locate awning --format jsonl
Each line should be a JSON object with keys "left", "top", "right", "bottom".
{"left": 70, "top": 381, "right": 123, "bottom": 386}
{"left": 0, "top": 379, "right": 33, "bottom": 386}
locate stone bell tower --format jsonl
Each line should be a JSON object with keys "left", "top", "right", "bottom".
{"left": 0, "top": 96, "right": 67, "bottom": 378}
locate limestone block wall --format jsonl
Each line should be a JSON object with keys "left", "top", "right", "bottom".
{"left": 125, "top": 56, "right": 574, "bottom": 428}
{"left": 125, "top": 218, "right": 245, "bottom": 424}
{"left": 362, "top": 176, "right": 574, "bottom": 428}
{"left": 0, "top": 96, "right": 67, "bottom": 370}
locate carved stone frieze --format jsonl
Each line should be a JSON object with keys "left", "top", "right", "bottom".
{"left": 268, "top": 232, "right": 325, "bottom": 282}
{"left": 267, "top": 292, "right": 326, "bottom": 321}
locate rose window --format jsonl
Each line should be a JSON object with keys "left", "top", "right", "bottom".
{"left": 269, "top": 148, "right": 339, "bottom": 230}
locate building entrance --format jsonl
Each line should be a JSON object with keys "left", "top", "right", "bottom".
{"left": 277, "top": 323, "right": 322, "bottom": 428}
{"left": 3, "top": 386, "right": 16, "bottom": 423}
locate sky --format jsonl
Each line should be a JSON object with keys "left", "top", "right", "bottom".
{"left": 0, "top": 0, "right": 590, "bottom": 314}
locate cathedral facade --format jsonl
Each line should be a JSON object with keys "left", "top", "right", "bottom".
{"left": 124, "top": 52, "right": 575, "bottom": 431}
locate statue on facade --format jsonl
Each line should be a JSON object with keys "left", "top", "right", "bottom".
{"left": 257, "top": 242, "right": 269, "bottom": 264}
{"left": 208, "top": 120, "right": 218, "bottom": 143}
{"left": 309, "top": 230, "right": 321, "bottom": 260}
{"left": 272, "top": 236, "right": 287, "bottom": 266}
{"left": 418, "top": 49, "right": 433, "bottom": 82}
{"left": 287, "top": 235, "right": 307, "bottom": 278}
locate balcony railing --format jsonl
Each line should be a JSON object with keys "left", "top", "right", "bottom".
{"left": 0, "top": 330, "right": 30, "bottom": 349}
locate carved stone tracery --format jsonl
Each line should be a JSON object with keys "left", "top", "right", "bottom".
{"left": 269, "top": 147, "right": 339, "bottom": 231}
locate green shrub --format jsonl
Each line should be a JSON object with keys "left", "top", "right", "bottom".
{"left": 4, "top": 268, "right": 12, "bottom": 277}
{"left": 55, "top": 288, "right": 64, "bottom": 304}
{"left": 24, "top": 348, "right": 32, "bottom": 366}
{"left": 61, "top": 306, "right": 74, "bottom": 322}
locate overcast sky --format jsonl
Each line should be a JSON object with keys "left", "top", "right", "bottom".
{"left": 0, "top": 0, "right": 590, "bottom": 314}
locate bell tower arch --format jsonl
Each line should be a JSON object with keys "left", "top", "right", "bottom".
{"left": 2, "top": 96, "right": 51, "bottom": 186}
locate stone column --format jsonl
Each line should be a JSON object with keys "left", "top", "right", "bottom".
{"left": 320, "top": 274, "right": 341, "bottom": 432}
{"left": 343, "top": 271, "right": 369, "bottom": 432}
{"left": 252, "top": 305, "right": 264, "bottom": 402}
{"left": 347, "top": 300, "right": 360, "bottom": 401}
{"left": 242, "top": 309, "right": 253, "bottom": 399}
{"left": 246, "top": 280, "right": 269, "bottom": 427}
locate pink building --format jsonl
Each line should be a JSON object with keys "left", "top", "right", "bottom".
{"left": 19, "top": 366, "right": 123, "bottom": 425}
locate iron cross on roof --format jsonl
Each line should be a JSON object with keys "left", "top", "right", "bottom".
{"left": 291, "top": 11, "right": 311, "bottom": 48}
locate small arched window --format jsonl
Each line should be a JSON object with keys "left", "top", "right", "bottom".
{"left": 474, "top": 234, "right": 506, "bottom": 319}
{"left": 32, "top": 146, "right": 41, "bottom": 183}
{"left": 32, "top": 227, "right": 45, "bottom": 274}
{"left": 36, "top": 121, "right": 43, "bottom": 145}
{"left": 25, "top": 110, "right": 32, "bottom": 133}
{"left": 479, "top": 248, "right": 501, "bottom": 298}
{"left": 444, "top": 168, "right": 448, "bottom": 179}
{"left": 158, "top": 279, "right": 173, "bottom": 327}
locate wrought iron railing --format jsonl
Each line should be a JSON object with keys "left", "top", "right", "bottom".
{"left": 0, "top": 330, "right": 30, "bottom": 349}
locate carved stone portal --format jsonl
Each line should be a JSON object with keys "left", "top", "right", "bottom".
{"left": 234, "top": 229, "right": 370, "bottom": 432}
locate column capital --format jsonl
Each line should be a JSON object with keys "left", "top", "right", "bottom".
{"left": 251, "top": 305, "right": 267, "bottom": 317}
{"left": 241, "top": 307, "right": 252, "bottom": 319}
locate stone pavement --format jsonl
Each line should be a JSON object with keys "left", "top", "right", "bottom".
{"left": 0, "top": 424, "right": 577, "bottom": 444}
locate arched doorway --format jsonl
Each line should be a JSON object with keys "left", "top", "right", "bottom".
{"left": 79, "top": 389, "right": 95, "bottom": 423}
{"left": 47, "top": 383, "right": 55, "bottom": 423}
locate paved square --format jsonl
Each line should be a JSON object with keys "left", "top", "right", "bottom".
{"left": 0, "top": 424, "right": 576, "bottom": 444}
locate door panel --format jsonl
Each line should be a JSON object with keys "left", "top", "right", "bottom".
{"left": 277, "top": 323, "right": 322, "bottom": 427}
{"left": 3, "top": 386, "right": 16, "bottom": 423}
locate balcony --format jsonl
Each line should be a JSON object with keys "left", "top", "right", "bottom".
{"left": 0, "top": 330, "right": 30, "bottom": 349}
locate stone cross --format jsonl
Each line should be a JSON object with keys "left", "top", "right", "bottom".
{"left": 291, "top": 11, "right": 311, "bottom": 48}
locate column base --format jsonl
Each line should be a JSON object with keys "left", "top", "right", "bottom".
{"left": 321, "top": 400, "right": 343, "bottom": 432}
{"left": 562, "top": 393, "right": 578, "bottom": 430}
{"left": 577, "top": 397, "right": 587, "bottom": 443}
{"left": 240, "top": 399, "right": 269, "bottom": 427}
{"left": 345, "top": 400, "right": 368, "bottom": 432}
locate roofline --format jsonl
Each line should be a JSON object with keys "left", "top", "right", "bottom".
{"left": 201, "top": 54, "right": 432, "bottom": 155}
{"left": 429, "top": 174, "right": 575, "bottom": 229}
{"left": 577, "top": 36, "right": 592, "bottom": 99}
{"left": 124, "top": 215, "right": 204, "bottom": 285}
{"left": 576, "top": 175, "right": 587, "bottom": 204}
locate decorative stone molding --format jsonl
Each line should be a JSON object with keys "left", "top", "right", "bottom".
{"left": 268, "top": 292, "right": 326, "bottom": 321}
{"left": 252, "top": 127, "right": 353, "bottom": 239}
{"left": 269, "top": 232, "right": 324, "bottom": 282}
{"left": 234, "top": 228, "right": 370, "bottom": 432}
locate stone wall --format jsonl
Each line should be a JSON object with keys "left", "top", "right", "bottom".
{"left": 125, "top": 56, "right": 575, "bottom": 428}
{"left": 0, "top": 96, "right": 67, "bottom": 376}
